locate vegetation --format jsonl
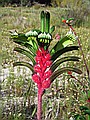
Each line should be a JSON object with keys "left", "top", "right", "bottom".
{"left": 0, "top": 3, "right": 90, "bottom": 120}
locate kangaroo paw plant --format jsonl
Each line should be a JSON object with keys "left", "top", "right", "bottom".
{"left": 11, "top": 11, "right": 82, "bottom": 120}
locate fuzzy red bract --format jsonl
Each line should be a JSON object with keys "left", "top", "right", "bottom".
{"left": 32, "top": 47, "right": 52, "bottom": 90}
{"left": 42, "top": 79, "right": 51, "bottom": 89}
{"left": 32, "top": 74, "right": 41, "bottom": 84}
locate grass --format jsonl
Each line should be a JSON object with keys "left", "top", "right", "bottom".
{"left": 0, "top": 6, "right": 90, "bottom": 120}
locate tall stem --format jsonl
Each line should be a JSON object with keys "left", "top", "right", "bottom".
{"left": 69, "top": 25, "right": 90, "bottom": 83}
{"left": 37, "top": 88, "right": 43, "bottom": 120}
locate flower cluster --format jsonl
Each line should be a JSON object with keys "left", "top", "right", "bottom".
{"left": 32, "top": 47, "right": 52, "bottom": 90}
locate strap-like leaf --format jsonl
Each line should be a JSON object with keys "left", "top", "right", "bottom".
{"left": 27, "top": 38, "right": 38, "bottom": 52}
{"left": 12, "top": 39, "right": 36, "bottom": 56}
{"left": 13, "top": 61, "right": 34, "bottom": 73}
{"left": 51, "top": 56, "right": 80, "bottom": 72}
{"left": 50, "top": 67, "right": 82, "bottom": 82}
{"left": 50, "top": 26, "right": 55, "bottom": 34}
{"left": 11, "top": 33, "right": 28, "bottom": 42}
{"left": 11, "top": 33, "right": 37, "bottom": 55}
{"left": 14, "top": 47, "right": 36, "bottom": 65}
{"left": 41, "top": 11, "right": 45, "bottom": 32}
{"left": 24, "top": 43, "right": 36, "bottom": 56}
{"left": 51, "top": 46, "right": 79, "bottom": 61}
{"left": 50, "top": 34, "right": 76, "bottom": 55}
{"left": 45, "top": 11, "right": 50, "bottom": 33}
{"left": 32, "top": 39, "right": 38, "bottom": 51}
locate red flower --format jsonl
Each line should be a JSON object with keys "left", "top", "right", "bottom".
{"left": 32, "top": 47, "right": 52, "bottom": 90}
{"left": 32, "top": 74, "right": 41, "bottom": 84}
{"left": 45, "top": 61, "right": 52, "bottom": 67}
{"left": 34, "top": 64, "right": 41, "bottom": 73}
{"left": 43, "top": 70, "right": 52, "bottom": 80}
{"left": 42, "top": 79, "right": 51, "bottom": 89}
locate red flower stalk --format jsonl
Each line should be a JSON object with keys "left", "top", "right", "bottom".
{"left": 32, "top": 47, "right": 52, "bottom": 120}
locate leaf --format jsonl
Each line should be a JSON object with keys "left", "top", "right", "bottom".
{"left": 62, "top": 40, "right": 73, "bottom": 47}
{"left": 50, "top": 34, "right": 76, "bottom": 55}
{"left": 32, "top": 40, "right": 38, "bottom": 51}
{"left": 11, "top": 33, "right": 38, "bottom": 55}
{"left": 14, "top": 47, "right": 36, "bottom": 65}
{"left": 13, "top": 61, "right": 34, "bottom": 73}
{"left": 51, "top": 46, "right": 79, "bottom": 61}
{"left": 50, "top": 26, "right": 55, "bottom": 34}
{"left": 11, "top": 33, "right": 28, "bottom": 42}
{"left": 51, "top": 56, "right": 80, "bottom": 72}
{"left": 32, "top": 107, "right": 37, "bottom": 117}
{"left": 50, "top": 67, "right": 82, "bottom": 82}
{"left": 12, "top": 37, "right": 36, "bottom": 56}
{"left": 45, "top": 11, "right": 50, "bottom": 33}
{"left": 27, "top": 37, "right": 38, "bottom": 51}
{"left": 13, "top": 35, "right": 35, "bottom": 56}
{"left": 41, "top": 11, "right": 45, "bottom": 32}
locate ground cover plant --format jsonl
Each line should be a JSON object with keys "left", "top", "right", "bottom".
{"left": 0, "top": 6, "right": 90, "bottom": 120}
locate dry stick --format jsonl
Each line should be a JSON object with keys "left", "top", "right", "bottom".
{"left": 68, "top": 25, "right": 90, "bottom": 83}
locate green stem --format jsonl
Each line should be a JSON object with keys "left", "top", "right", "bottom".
{"left": 88, "top": 115, "right": 90, "bottom": 120}
{"left": 37, "top": 88, "right": 43, "bottom": 120}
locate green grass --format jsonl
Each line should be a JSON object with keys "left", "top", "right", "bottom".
{"left": 0, "top": 6, "right": 90, "bottom": 120}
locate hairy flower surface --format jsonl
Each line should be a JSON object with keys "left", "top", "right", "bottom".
{"left": 32, "top": 47, "right": 52, "bottom": 90}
